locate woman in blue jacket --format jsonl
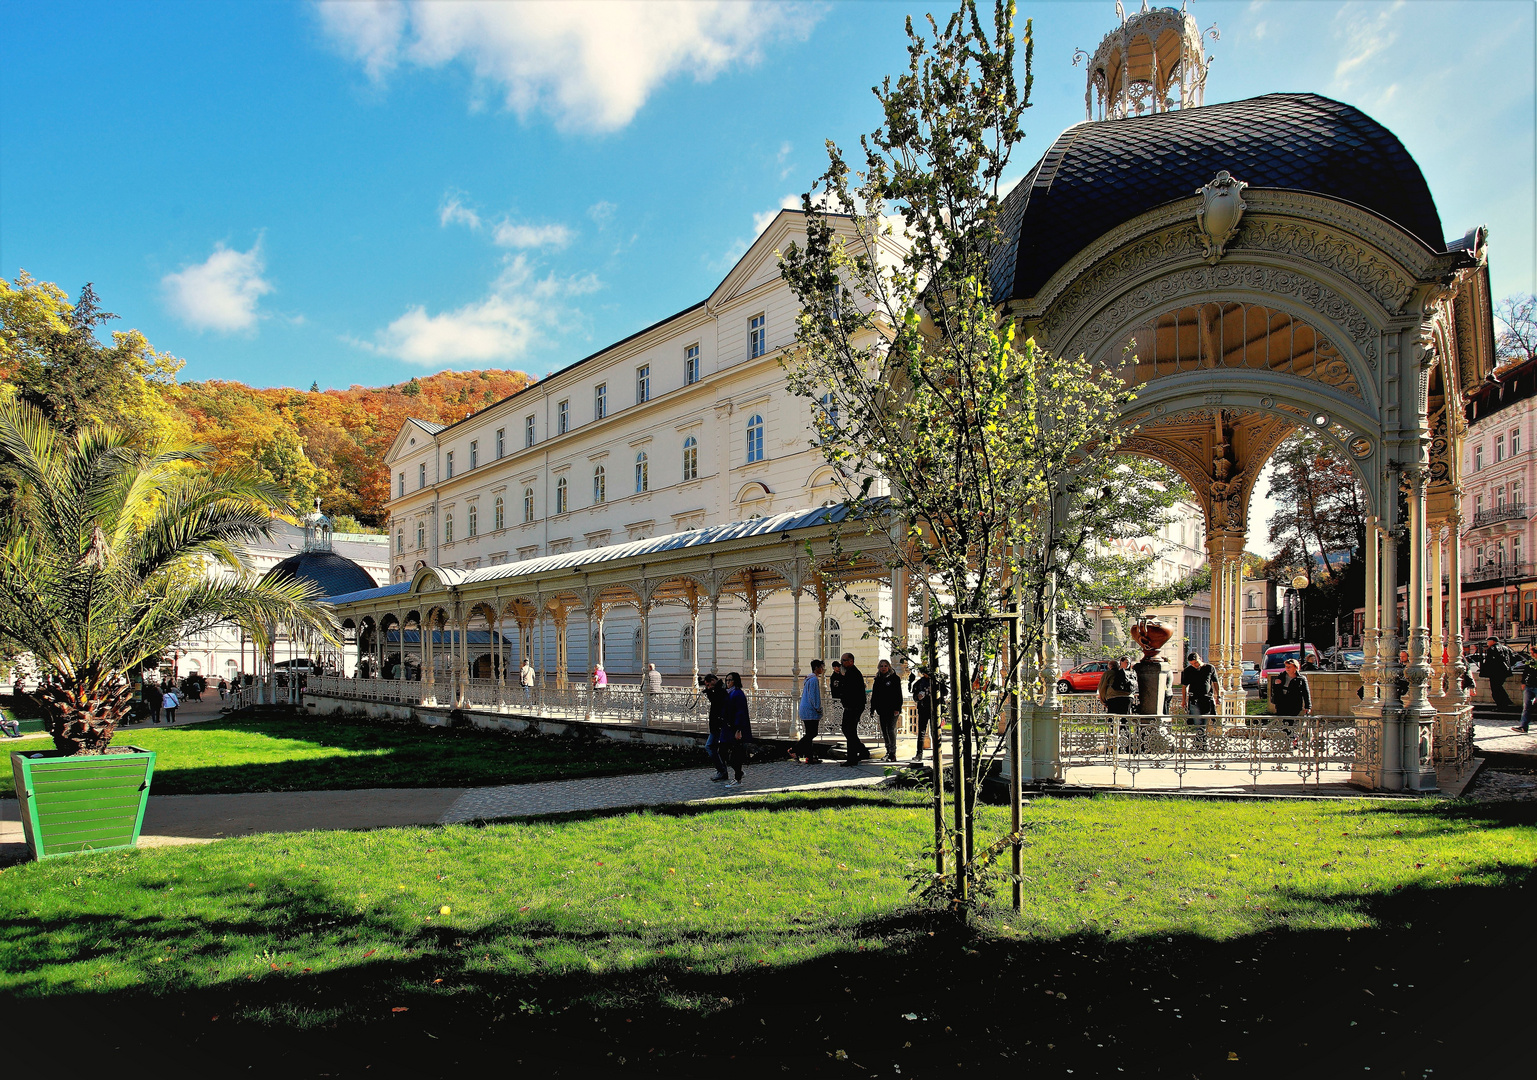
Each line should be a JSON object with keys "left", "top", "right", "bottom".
{"left": 721, "top": 672, "right": 753, "bottom": 788}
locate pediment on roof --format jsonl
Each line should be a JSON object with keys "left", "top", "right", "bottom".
{"left": 708, "top": 209, "right": 809, "bottom": 309}
{"left": 386, "top": 418, "right": 440, "bottom": 463}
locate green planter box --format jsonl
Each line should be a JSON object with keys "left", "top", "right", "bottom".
{"left": 10, "top": 747, "right": 155, "bottom": 860}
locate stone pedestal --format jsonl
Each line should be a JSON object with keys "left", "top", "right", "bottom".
{"left": 1134, "top": 659, "right": 1173, "bottom": 715}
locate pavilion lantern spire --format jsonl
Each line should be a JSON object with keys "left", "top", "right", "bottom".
{"left": 1074, "top": 2, "right": 1219, "bottom": 121}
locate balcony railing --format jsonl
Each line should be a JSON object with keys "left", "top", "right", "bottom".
{"left": 1471, "top": 503, "right": 1526, "bottom": 528}
{"left": 1466, "top": 559, "right": 1526, "bottom": 583}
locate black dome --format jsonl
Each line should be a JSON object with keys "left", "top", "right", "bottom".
{"left": 263, "top": 551, "right": 378, "bottom": 599}
{"left": 990, "top": 93, "right": 1446, "bottom": 303}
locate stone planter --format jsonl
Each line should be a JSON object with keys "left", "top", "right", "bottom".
{"left": 10, "top": 747, "right": 155, "bottom": 860}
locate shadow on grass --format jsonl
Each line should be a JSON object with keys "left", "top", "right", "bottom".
{"left": 3, "top": 844, "right": 1530, "bottom": 1077}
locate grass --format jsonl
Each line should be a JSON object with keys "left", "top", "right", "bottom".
{"left": 2, "top": 791, "right": 1530, "bottom": 1010}
{"left": 4, "top": 790, "right": 1532, "bottom": 1073}
{"left": 0, "top": 713, "right": 698, "bottom": 798}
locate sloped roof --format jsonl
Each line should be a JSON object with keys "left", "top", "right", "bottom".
{"left": 991, "top": 93, "right": 1446, "bottom": 304}
{"left": 263, "top": 551, "right": 380, "bottom": 599}
{"left": 323, "top": 503, "right": 854, "bottom": 608}
{"left": 408, "top": 417, "right": 446, "bottom": 434}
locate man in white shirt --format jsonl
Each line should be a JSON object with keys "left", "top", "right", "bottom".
{"left": 520, "top": 658, "right": 535, "bottom": 705}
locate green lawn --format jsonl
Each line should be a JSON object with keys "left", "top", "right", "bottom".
{"left": 1, "top": 713, "right": 698, "bottom": 798}
{"left": 2, "top": 790, "right": 1530, "bottom": 1021}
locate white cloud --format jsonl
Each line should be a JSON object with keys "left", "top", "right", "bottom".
{"left": 1331, "top": 0, "right": 1404, "bottom": 89}
{"left": 439, "top": 192, "right": 482, "bottom": 230}
{"left": 161, "top": 239, "right": 273, "bottom": 334}
{"left": 753, "top": 194, "right": 801, "bottom": 235}
{"left": 356, "top": 256, "right": 598, "bottom": 365}
{"left": 587, "top": 200, "right": 617, "bottom": 226}
{"left": 492, "top": 220, "right": 572, "bottom": 249}
{"left": 317, "top": 0, "right": 816, "bottom": 132}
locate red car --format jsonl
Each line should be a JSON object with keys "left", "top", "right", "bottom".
{"left": 1056, "top": 661, "right": 1113, "bottom": 694}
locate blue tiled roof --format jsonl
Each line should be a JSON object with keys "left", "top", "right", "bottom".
{"left": 991, "top": 93, "right": 1446, "bottom": 304}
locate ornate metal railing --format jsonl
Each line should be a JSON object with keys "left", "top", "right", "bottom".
{"left": 1057, "top": 711, "right": 1370, "bottom": 787}
{"left": 1433, "top": 705, "right": 1475, "bottom": 768}
{"left": 1471, "top": 504, "right": 1526, "bottom": 528}
{"left": 1466, "top": 560, "right": 1525, "bottom": 583}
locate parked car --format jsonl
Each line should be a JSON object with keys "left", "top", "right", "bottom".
{"left": 1240, "top": 661, "right": 1261, "bottom": 691}
{"left": 1056, "top": 661, "right": 1113, "bottom": 694}
{"left": 1258, "top": 643, "right": 1323, "bottom": 698}
{"left": 1324, "top": 648, "right": 1364, "bottom": 671}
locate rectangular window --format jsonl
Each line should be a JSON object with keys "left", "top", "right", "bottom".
{"left": 398, "top": 473, "right": 405, "bottom": 498}
{"left": 525, "top": 414, "right": 536, "bottom": 447}
{"left": 445, "top": 451, "right": 454, "bottom": 479}
{"left": 636, "top": 365, "right": 650, "bottom": 404}
{"left": 595, "top": 384, "right": 607, "bottom": 420}
{"left": 1477, "top": 494, "right": 1485, "bottom": 516}
{"left": 418, "top": 463, "right": 426, "bottom": 489}
{"left": 469, "top": 441, "right": 478, "bottom": 469}
{"left": 557, "top": 400, "right": 569, "bottom": 434}
{"left": 749, "top": 313, "right": 766, "bottom": 358}
{"left": 1514, "top": 428, "right": 1523, "bottom": 456}
{"left": 685, "top": 344, "right": 699, "bottom": 385}
{"left": 1101, "top": 619, "right": 1118, "bottom": 648}
{"left": 1496, "top": 435, "right": 1506, "bottom": 462}
{"left": 1475, "top": 445, "right": 1484, "bottom": 471}
{"left": 496, "top": 428, "right": 505, "bottom": 458}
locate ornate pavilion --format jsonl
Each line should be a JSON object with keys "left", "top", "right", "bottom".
{"left": 305, "top": 4, "right": 1496, "bottom": 791}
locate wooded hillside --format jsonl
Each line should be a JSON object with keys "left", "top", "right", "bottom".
{"left": 1, "top": 272, "right": 532, "bottom": 528}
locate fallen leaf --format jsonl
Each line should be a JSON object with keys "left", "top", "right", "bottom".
{"left": 834, "top": 1049, "right": 849, "bottom": 1061}
{"left": 440, "top": 906, "right": 452, "bottom": 915}
{"left": 392, "top": 1006, "right": 409, "bottom": 1013}
{"left": 519, "top": 906, "right": 531, "bottom": 912}
{"left": 362, "top": 949, "right": 377, "bottom": 959}
{"left": 902, "top": 1013, "right": 919, "bottom": 1020}
{"left": 1228, "top": 1051, "right": 1239, "bottom": 1061}
{"left": 433, "top": 978, "right": 444, "bottom": 984}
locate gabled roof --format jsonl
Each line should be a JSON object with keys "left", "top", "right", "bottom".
{"left": 408, "top": 418, "right": 446, "bottom": 434}
{"left": 991, "top": 93, "right": 1446, "bottom": 304}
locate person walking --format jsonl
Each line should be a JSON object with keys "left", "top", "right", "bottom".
{"left": 161, "top": 686, "right": 181, "bottom": 724}
{"left": 1484, "top": 638, "right": 1515, "bottom": 710}
{"left": 721, "top": 672, "right": 753, "bottom": 788}
{"left": 520, "top": 657, "right": 536, "bottom": 705}
{"left": 702, "top": 673, "right": 730, "bottom": 781}
{"left": 1512, "top": 653, "right": 1537, "bottom": 734}
{"left": 1180, "top": 651, "right": 1219, "bottom": 746}
{"left": 908, "top": 667, "right": 945, "bottom": 762}
{"left": 795, "top": 659, "right": 825, "bottom": 763}
{"left": 143, "top": 680, "right": 164, "bottom": 724}
{"left": 644, "top": 662, "right": 663, "bottom": 694}
{"left": 837, "top": 652, "right": 871, "bottom": 766}
{"left": 870, "top": 658, "right": 904, "bottom": 761}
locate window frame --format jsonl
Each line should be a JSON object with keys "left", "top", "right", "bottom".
{"left": 635, "top": 451, "right": 649, "bottom": 493}
{"left": 525, "top": 414, "right": 536, "bottom": 448}
{"left": 1496, "top": 434, "right": 1506, "bottom": 463}
{"left": 1514, "top": 427, "right": 1523, "bottom": 456}
{"left": 494, "top": 496, "right": 505, "bottom": 531}
{"left": 685, "top": 343, "right": 700, "bottom": 385}
{"left": 445, "top": 512, "right": 454, "bottom": 544}
{"left": 496, "top": 429, "right": 505, "bottom": 459}
{"left": 682, "top": 435, "right": 698, "bottom": 481}
{"left": 418, "top": 463, "right": 426, "bottom": 489}
{"left": 398, "top": 472, "right": 405, "bottom": 498}
{"left": 417, "top": 522, "right": 425, "bottom": 549}
{"left": 636, "top": 364, "right": 650, "bottom": 404}
{"left": 445, "top": 450, "right": 454, "bottom": 479}
{"left": 745, "top": 413, "right": 764, "bottom": 463}
{"left": 557, "top": 400, "right": 570, "bottom": 435}
{"left": 748, "top": 313, "right": 766, "bottom": 359}
{"left": 595, "top": 383, "right": 607, "bottom": 420}
{"left": 467, "top": 503, "right": 478, "bottom": 537}
{"left": 469, "top": 441, "right": 478, "bottom": 470}
{"left": 1475, "top": 444, "right": 1484, "bottom": 471}
{"left": 593, "top": 465, "right": 607, "bottom": 504}
{"left": 556, "top": 476, "right": 568, "bottom": 514}
{"left": 523, "top": 487, "right": 535, "bottom": 523}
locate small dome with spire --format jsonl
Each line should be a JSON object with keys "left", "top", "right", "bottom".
{"left": 302, "top": 497, "right": 333, "bottom": 554}
{"left": 262, "top": 499, "right": 375, "bottom": 599}
{"left": 1074, "top": 2, "right": 1218, "bottom": 122}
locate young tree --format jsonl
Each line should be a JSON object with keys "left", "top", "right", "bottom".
{"left": 0, "top": 400, "right": 336, "bottom": 754}
{"left": 779, "top": 0, "right": 1186, "bottom": 901}
{"left": 1495, "top": 293, "right": 1537, "bottom": 367}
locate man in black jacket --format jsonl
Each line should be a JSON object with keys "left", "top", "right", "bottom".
{"left": 838, "top": 652, "right": 871, "bottom": 766}
{"left": 701, "top": 674, "right": 730, "bottom": 781}
{"left": 908, "top": 667, "right": 945, "bottom": 762}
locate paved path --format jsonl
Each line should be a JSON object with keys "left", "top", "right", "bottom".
{"left": 1, "top": 760, "right": 890, "bottom": 863}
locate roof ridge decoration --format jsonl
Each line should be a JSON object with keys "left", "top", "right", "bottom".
{"left": 1195, "top": 170, "right": 1248, "bottom": 263}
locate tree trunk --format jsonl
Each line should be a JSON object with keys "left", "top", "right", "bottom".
{"left": 41, "top": 682, "right": 132, "bottom": 755}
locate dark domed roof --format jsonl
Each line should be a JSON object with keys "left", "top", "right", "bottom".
{"left": 263, "top": 551, "right": 378, "bottom": 599}
{"left": 990, "top": 93, "right": 1446, "bottom": 303}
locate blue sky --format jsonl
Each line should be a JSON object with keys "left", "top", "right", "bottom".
{"left": 3, "top": 0, "right": 1532, "bottom": 393}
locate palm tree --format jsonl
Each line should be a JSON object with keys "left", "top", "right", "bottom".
{"left": 0, "top": 400, "right": 337, "bottom": 754}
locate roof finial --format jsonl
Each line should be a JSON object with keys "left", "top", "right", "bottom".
{"left": 1080, "top": 2, "right": 1214, "bottom": 121}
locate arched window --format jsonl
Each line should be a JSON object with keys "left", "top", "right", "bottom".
{"left": 467, "top": 503, "right": 478, "bottom": 537}
{"left": 444, "top": 513, "right": 454, "bottom": 543}
{"left": 593, "top": 465, "right": 606, "bottom": 504}
{"left": 745, "top": 414, "right": 764, "bottom": 463}
{"left": 494, "top": 496, "right": 505, "bottom": 531}
{"left": 396, "top": 528, "right": 404, "bottom": 554}
{"left": 744, "top": 621, "right": 766, "bottom": 664}
{"left": 826, "top": 617, "right": 841, "bottom": 656}
{"left": 523, "top": 487, "right": 535, "bottom": 523}
{"left": 682, "top": 436, "right": 698, "bottom": 481}
{"left": 416, "top": 522, "right": 425, "bottom": 549}
{"left": 635, "top": 451, "right": 649, "bottom": 493}
{"left": 556, "top": 477, "right": 568, "bottom": 514}
{"left": 679, "top": 624, "right": 695, "bottom": 666}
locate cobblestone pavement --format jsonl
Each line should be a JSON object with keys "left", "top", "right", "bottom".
{"left": 439, "top": 759, "right": 890, "bottom": 823}
{"left": 1464, "top": 764, "right": 1537, "bottom": 802}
